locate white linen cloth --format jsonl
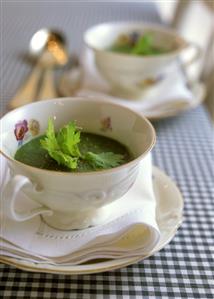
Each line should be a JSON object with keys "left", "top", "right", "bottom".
{"left": 60, "top": 49, "right": 195, "bottom": 113}
{"left": 0, "top": 154, "right": 160, "bottom": 265}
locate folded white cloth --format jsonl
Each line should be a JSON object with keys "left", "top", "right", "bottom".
{"left": 0, "top": 154, "right": 160, "bottom": 265}
{"left": 64, "top": 49, "right": 195, "bottom": 113}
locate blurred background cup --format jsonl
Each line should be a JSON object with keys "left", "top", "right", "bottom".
{"left": 84, "top": 22, "right": 201, "bottom": 99}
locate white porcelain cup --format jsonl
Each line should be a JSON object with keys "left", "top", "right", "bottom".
{"left": 84, "top": 22, "right": 201, "bottom": 99}
{"left": 0, "top": 97, "right": 156, "bottom": 230}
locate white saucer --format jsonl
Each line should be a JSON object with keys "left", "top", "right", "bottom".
{"left": 142, "top": 82, "right": 205, "bottom": 120}
{"left": 0, "top": 166, "right": 183, "bottom": 274}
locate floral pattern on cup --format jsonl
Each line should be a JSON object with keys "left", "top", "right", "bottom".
{"left": 100, "top": 117, "right": 112, "bottom": 132}
{"left": 29, "top": 119, "right": 40, "bottom": 136}
{"left": 14, "top": 119, "right": 40, "bottom": 146}
{"left": 14, "top": 120, "right": 28, "bottom": 145}
{"left": 136, "top": 74, "right": 165, "bottom": 89}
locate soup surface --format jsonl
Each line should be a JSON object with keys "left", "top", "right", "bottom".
{"left": 109, "top": 32, "right": 168, "bottom": 56}
{"left": 15, "top": 132, "right": 132, "bottom": 172}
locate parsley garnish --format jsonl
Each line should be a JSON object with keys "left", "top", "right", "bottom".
{"left": 40, "top": 119, "right": 124, "bottom": 171}
{"left": 40, "top": 119, "right": 79, "bottom": 169}
{"left": 84, "top": 152, "right": 124, "bottom": 169}
{"left": 111, "top": 33, "right": 164, "bottom": 56}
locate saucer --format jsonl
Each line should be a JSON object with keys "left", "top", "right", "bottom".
{"left": 58, "top": 49, "right": 206, "bottom": 120}
{"left": 0, "top": 166, "right": 183, "bottom": 274}
{"left": 60, "top": 78, "right": 205, "bottom": 120}
{"left": 142, "top": 81, "right": 205, "bottom": 120}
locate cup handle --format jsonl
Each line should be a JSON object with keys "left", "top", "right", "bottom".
{"left": 3, "top": 175, "right": 53, "bottom": 221}
{"left": 181, "top": 42, "right": 202, "bottom": 67}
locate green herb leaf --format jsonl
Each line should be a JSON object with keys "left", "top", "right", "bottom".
{"left": 131, "top": 34, "right": 153, "bottom": 55}
{"left": 40, "top": 118, "right": 59, "bottom": 152}
{"left": 47, "top": 150, "right": 78, "bottom": 169}
{"left": 56, "top": 121, "right": 81, "bottom": 157}
{"left": 84, "top": 152, "right": 124, "bottom": 170}
{"left": 40, "top": 118, "right": 81, "bottom": 169}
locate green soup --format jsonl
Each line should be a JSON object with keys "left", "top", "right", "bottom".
{"left": 109, "top": 32, "right": 168, "bottom": 56}
{"left": 14, "top": 133, "right": 132, "bottom": 172}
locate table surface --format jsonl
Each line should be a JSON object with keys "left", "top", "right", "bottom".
{"left": 1, "top": 2, "right": 214, "bottom": 299}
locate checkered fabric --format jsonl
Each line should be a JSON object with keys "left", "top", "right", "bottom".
{"left": 1, "top": 2, "right": 214, "bottom": 299}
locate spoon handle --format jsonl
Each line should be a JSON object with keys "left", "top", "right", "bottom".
{"left": 9, "top": 65, "right": 42, "bottom": 110}
{"left": 37, "top": 68, "right": 58, "bottom": 100}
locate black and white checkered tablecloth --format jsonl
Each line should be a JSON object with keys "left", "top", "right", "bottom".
{"left": 1, "top": 2, "right": 214, "bottom": 298}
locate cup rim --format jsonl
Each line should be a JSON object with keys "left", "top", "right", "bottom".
{"left": 0, "top": 97, "right": 156, "bottom": 176}
{"left": 84, "top": 21, "right": 189, "bottom": 58}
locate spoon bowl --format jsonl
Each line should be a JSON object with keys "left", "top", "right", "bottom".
{"left": 29, "top": 28, "right": 68, "bottom": 66}
{"left": 9, "top": 29, "right": 68, "bottom": 109}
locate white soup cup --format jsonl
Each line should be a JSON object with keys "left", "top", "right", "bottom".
{"left": 0, "top": 97, "right": 156, "bottom": 230}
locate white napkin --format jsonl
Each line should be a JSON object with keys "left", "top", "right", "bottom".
{"left": 0, "top": 154, "right": 160, "bottom": 265}
{"left": 64, "top": 49, "right": 195, "bottom": 113}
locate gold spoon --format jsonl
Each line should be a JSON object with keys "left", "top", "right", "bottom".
{"left": 9, "top": 29, "right": 68, "bottom": 109}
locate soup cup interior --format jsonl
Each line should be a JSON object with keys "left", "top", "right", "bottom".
{"left": 0, "top": 97, "right": 155, "bottom": 165}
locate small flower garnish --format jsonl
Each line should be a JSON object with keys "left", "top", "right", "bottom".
{"left": 14, "top": 120, "right": 28, "bottom": 141}
{"left": 101, "top": 117, "right": 112, "bottom": 132}
{"left": 29, "top": 119, "right": 40, "bottom": 136}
